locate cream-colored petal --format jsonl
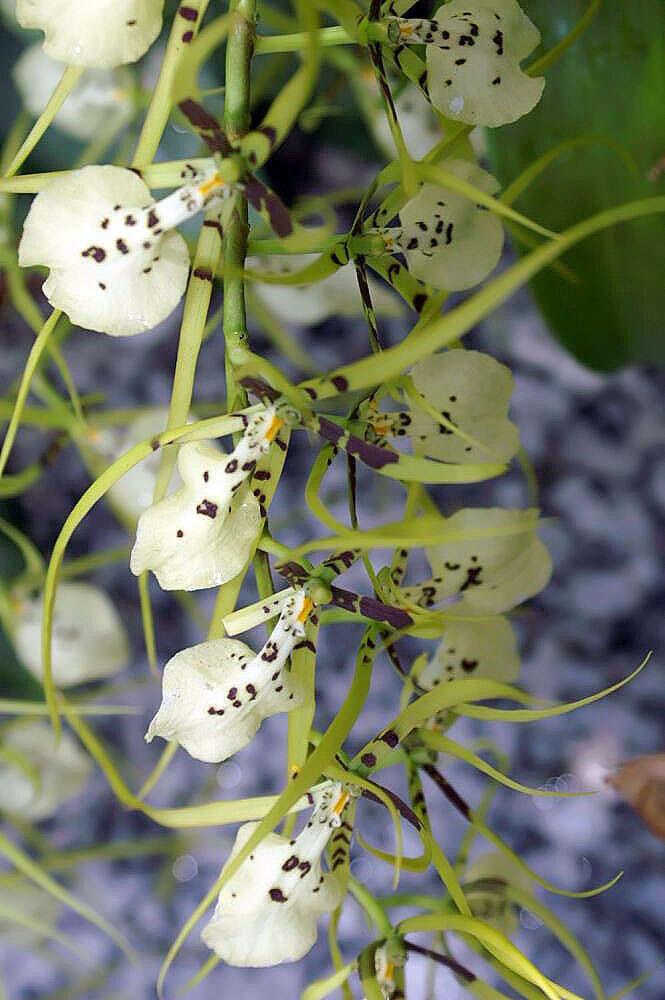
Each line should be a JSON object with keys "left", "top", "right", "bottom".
{"left": 410, "top": 349, "right": 520, "bottom": 463}
{"left": 13, "top": 44, "right": 131, "bottom": 140}
{"left": 424, "top": 507, "right": 552, "bottom": 613}
{"left": 419, "top": 613, "right": 520, "bottom": 688}
{"left": 397, "top": 163, "right": 503, "bottom": 291}
{"left": 202, "top": 789, "right": 344, "bottom": 966}
{"left": 18, "top": 165, "right": 190, "bottom": 337}
{"left": 370, "top": 83, "right": 443, "bottom": 160}
{"left": 16, "top": 0, "right": 164, "bottom": 68}
{"left": 13, "top": 581, "right": 129, "bottom": 687}
{"left": 0, "top": 719, "right": 91, "bottom": 821}
{"left": 146, "top": 638, "right": 305, "bottom": 763}
{"left": 88, "top": 407, "right": 184, "bottom": 520}
{"left": 426, "top": 0, "right": 544, "bottom": 127}
{"left": 250, "top": 255, "right": 401, "bottom": 325}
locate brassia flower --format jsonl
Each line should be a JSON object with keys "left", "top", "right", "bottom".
{"left": 249, "top": 254, "right": 401, "bottom": 326}
{"left": 129, "top": 406, "right": 286, "bottom": 590}
{"left": 380, "top": 162, "right": 504, "bottom": 291}
{"left": 400, "top": 507, "right": 552, "bottom": 614}
{"left": 0, "top": 719, "right": 91, "bottom": 821}
{"left": 392, "top": 0, "right": 545, "bottom": 127}
{"left": 418, "top": 613, "right": 520, "bottom": 687}
{"left": 13, "top": 43, "right": 132, "bottom": 141}
{"left": 11, "top": 581, "right": 129, "bottom": 687}
{"left": 201, "top": 782, "right": 346, "bottom": 966}
{"left": 367, "top": 349, "right": 520, "bottom": 464}
{"left": 15, "top": 0, "right": 165, "bottom": 68}
{"left": 87, "top": 408, "right": 185, "bottom": 520}
{"left": 19, "top": 163, "right": 226, "bottom": 336}
{"left": 464, "top": 851, "right": 531, "bottom": 932}
{"left": 145, "top": 588, "right": 314, "bottom": 762}
{"left": 360, "top": 73, "right": 443, "bottom": 160}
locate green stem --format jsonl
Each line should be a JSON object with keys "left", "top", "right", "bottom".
{"left": 132, "top": 0, "right": 211, "bottom": 167}
{"left": 254, "top": 25, "right": 352, "bottom": 53}
{"left": 4, "top": 66, "right": 84, "bottom": 178}
{"left": 223, "top": 0, "right": 256, "bottom": 413}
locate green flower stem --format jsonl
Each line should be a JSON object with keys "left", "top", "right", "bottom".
{"left": 0, "top": 311, "right": 62, "bottom": 479}
{"left": 254, "top": 26, "right": 352, "bottom": 54}
{"left": 3, "top": 66, "right": 84, "bottom": 179}
{"left": 132, "top": 0, "right": 211, "bottom": 168}
{"left": 348, "top": 875, "right": 393, "bottom": 936}
{"left": 223, "top": 0, "right": 256, "bottom": 414}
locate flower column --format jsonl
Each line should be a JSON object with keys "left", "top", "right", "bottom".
{"left": 224, "top": 0, "right": 257, "bottom": 414}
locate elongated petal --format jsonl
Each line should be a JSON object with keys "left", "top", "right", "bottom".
{"left": 13, "top": 582, "right": 129, "bottom": 687}
{"left": 426, "top": 0, "right": 544, "bottom": 127}
{"left": 18, "top": 166, "right": 190, "bottom": 336}
{"left": 410, "top": 349, "right": 520, "bottom": 463}
{"left": 0, "top": 719, "right": 91, "bottom": 821}
{"left": 419, "top": 613, "right": 520, "bottom": 687}
{"left": 397, "top": 163, "right": 503, "bottom": 290}
{"left": 16, "top": 0, "right": 164, "bottom": 68}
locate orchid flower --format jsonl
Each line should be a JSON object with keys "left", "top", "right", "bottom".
{"left": 11, "top": 581, "right": 129, "bottom": 687}
{"left": 13, "top": 43, "right": 132, "bottom": 141}
{"left": 129, "top": 406, "right": 286, "bottom": 590}
{"left": 367, "top": 349, "right": 520, "bottom": 464}
{"left": 201, "top": 783, "right": 347, "bottom": 966}
{"left": 16, "top": 0, "right": 165, "bottom": 68}
{"left": 0, "top": 719, "right": 91, "bottom": 821}
{"left": 379, "top": 161, "right": 504, "bottom": 291}
{"left": 418, "top": 613, "right": 520, "bottom": 688}
{"left": 391, "top": 0, "right": 545, "bottom": 127}
{"left": 249, "top": 254, "right": 401, "bottom": 326}
{"left": 464, "top": 851, "right": 531, "bottom": 933}
{"left": 145, "top": 588, "right": 315, "bottom": 762}
{"left": 400, "top": 507, "right": 552, "bottom": 614}
{"left": 87, "top": 408, "right": 187, "bottom": 520}
{"left": 359, "top": 72, "right": 443, "bottom": 160}
{"left": 18, "top": 163, "right": 226, "bottom": 336}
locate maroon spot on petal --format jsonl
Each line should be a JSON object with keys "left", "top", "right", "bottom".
{"left": 282, "top": 855, "right": 299, "bottom": 871}
{"left": 82, "top": 245, "right": 106, "bottom": 263}
{"left": 179, "top": 5, "right": 198, "bottom": 20}
{"left": 196, "top": 499, "right": 218, "bottom": 518}
{"left": 379, "top": 730, "right": 399, "bottom": 748}
{"left": 361, "top": 752, "right": 377, "bottom": 767}
{"left": 269, "top": 888, "right": 287, "bottom": 902}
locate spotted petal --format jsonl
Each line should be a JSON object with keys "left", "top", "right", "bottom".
{"left": 145, "top": 636, "right": 305, "bottom": 763}
{"left": 410, "top": 349, "right": 520, "bottom": 463}
{"left": 425, "top": 0, "right": 544, "bottom": 127}
{"left": 129, "top": 409, "right": 280, "bottom": 591}
{"left": 12, "top": 581, "right": 129, "bottom": 688}
{"left": 18, "top": 166, "right": 190, "bottom": 336}
{"left": 421, "top": 507, "right": 552, "bottom": 613}
{"left": 202, "top": 786, "right": 344, "bottom": 966}
{"left": 16, "top": 0, "right": 164, "bottom": 68}
{"left": 396, "top": 162, "right": 504, "bottom": 290}
{"left": 419, "top": 612, "right": 520, "bottom": 688}
{"left": 0, "top": 719, "right": 91, "bottom": 821}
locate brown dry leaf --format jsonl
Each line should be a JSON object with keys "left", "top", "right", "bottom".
{"left": 607, "top": 753, "right": 665, "bottom": 839}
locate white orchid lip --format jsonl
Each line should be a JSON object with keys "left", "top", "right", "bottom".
{"left": 367, "top": 349, "right": 520, "bottom": 464}
{"left": 18, "top": 164, "right": 226, "bottom": 336}
{"left": 12, "top": 581, "right": 129, "bottom": 688}
{"left": 145, "top": 588, "right": 315, "bottom": 763}
{"left": 201, "top": 782, "right": 345, "bottom": 966}
{"left": 381, "top": 161, "right": 504, "bottom": 291}
{"left": 12, "top": 44, "right": 132, "bottom": 141}
{"left": 394, "top": 0, "right": 545, "bottom": 127}
{"left": 0, "top": 719, "right": 91, "bottom": 821}
{"left": 16, "top": 0, "right": 166, "bottom": 68}
{"left": 130, "top": 406, "right": 283, "bottom": 591}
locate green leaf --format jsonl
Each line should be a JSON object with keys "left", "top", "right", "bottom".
{"left": 488, "top": 0, "right": 665, "bottom": 370}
